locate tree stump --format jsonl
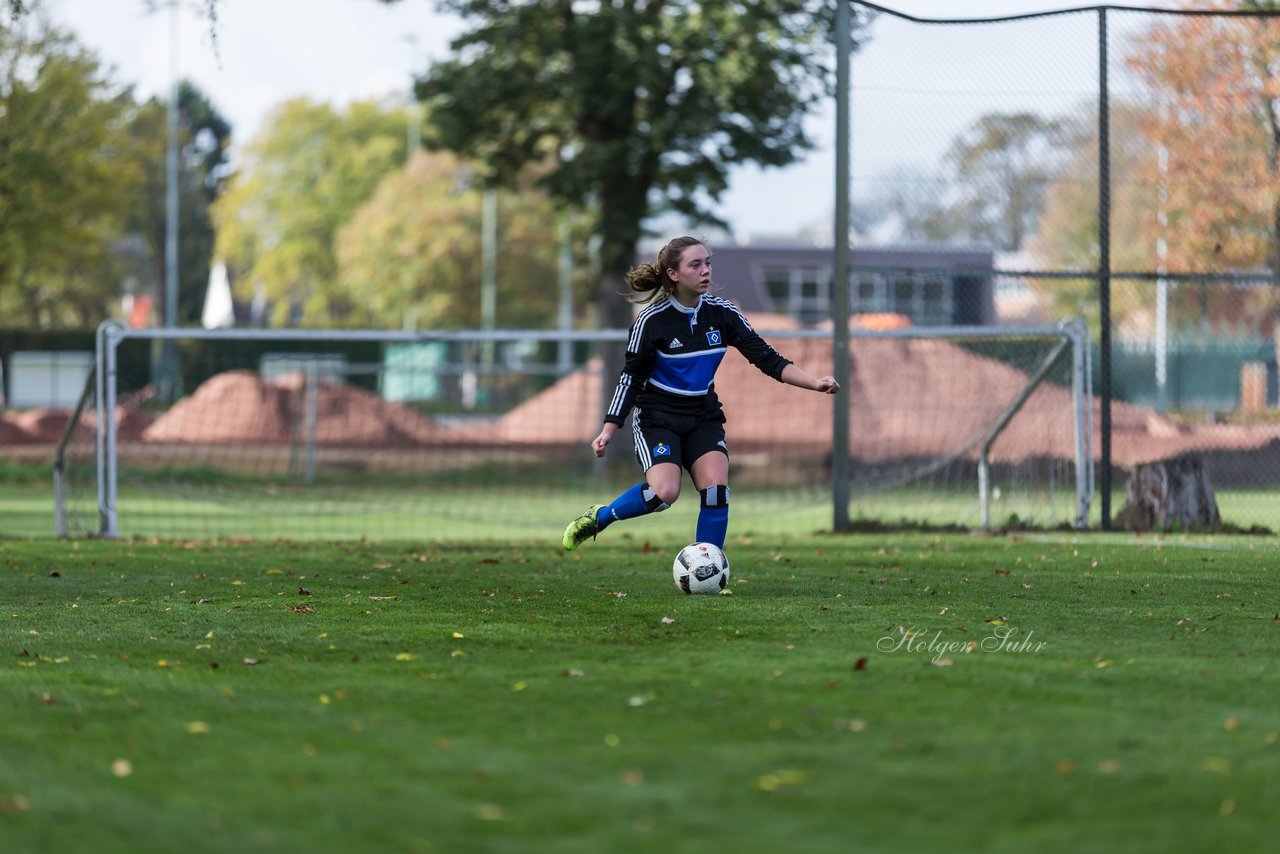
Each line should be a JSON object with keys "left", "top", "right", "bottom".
{"left": 1115, "top": 455, "right": 1222, "bottom": 532}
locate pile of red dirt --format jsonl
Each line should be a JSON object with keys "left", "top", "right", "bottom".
{"left": 496, "top": 335, "right": 1280, "bottom": 467}
{"left": 142, "top": 371, "right": 469, "bottom": 447}
{"left": 12, "top": 408, "right": 73, "bottom": 443}
{"left": 0, "top": 417, "right": 36, "bottom": 444}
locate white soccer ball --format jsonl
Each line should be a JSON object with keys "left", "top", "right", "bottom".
{"left": 672, "top": 542, "right": 730, "bottom": 594}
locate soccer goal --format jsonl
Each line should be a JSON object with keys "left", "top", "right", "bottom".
{"left": 54, "top": 320, "right": 1091, "bottom": 541}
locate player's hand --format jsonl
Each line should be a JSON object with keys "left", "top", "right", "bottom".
{"left": 591, "top": 430, "right": 612, "bottom": 457}
{"left": 814, "top": 376, "right": 840, "bottom": 394}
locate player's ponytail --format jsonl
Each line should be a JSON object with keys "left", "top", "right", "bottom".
{"left": 624, "top": 236, "right": 706, "bottom": 305}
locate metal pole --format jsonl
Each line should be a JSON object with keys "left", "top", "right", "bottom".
{"left": 1155, "top": 138, "right": 1169, "bottom": 412}
{"left": 1097, "top": 8, "right": 1113, "bottom": 530}
{"left": 832, "top": 0, "right": 852, "bottom": 532}
{"left": 480, "top": 189, "right": 497, "bottom": 388}
{"left": 304, "top": 366, "right": 318, "bottom": 485}
{"left": 162, "top": 1, "right": 181, "bottom": 400}
{"left": 557, "top": 216, "right": 574, "bottom": 375}
{"left": 100, "top": 323, "right": 123, "bottom": 539}
{"left": 404, "top": 35, "right": 421, "bottom": 157}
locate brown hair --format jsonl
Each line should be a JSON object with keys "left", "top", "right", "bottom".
{"left": 624, "top": 236, "right": 707, "bottom": 305}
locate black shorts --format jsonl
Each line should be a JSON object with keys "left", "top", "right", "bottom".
{"left": 631, "top": 407, "right": 728, "bottom": 473}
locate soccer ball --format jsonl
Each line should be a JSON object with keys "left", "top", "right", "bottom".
{"left": 672, "top": 542, "right": 730, "bottom": 594}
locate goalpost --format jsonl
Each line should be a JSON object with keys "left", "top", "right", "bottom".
{"left": 54, "top": 319, "right": 1092, "bottom": 541}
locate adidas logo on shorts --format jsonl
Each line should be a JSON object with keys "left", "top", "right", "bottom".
{"left": 669, "top": 338, "right": 683, "bottom": 348}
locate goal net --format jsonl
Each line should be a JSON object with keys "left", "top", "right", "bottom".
{"left": 55, "top": 321, "right": 1091, "bottom": 541}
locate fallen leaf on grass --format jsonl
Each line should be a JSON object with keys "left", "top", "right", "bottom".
{"left": 394, "top": 653, "right": 416, "bottom": 662}
{"left": 661, "top": 616, "right": 675, "bottom": 625}
{"left": 931, "top": 659, "right": 953, "bottom": 667}
{"left": 298, "top": 587, "right": 313, "bottom": 596}
{"left": 289, "top": 606, "right": 315, "bottom": 614}
{"left": 369, "top": 595, "right": 397, "bottom": 601}
{"left": 0, "top": 795, "right": 29, "bottom": 813}
{"left": 111, "top": 759, "right": 133, "bottom": 778}
{"left": 757, "top": 770, "right": 810, "bottom": 792}
{"left": 243, "top": 658, "right": 263, "bottom": 666}
{"left": 185, "top": 721, "right": 210, "bottom": 734}
{"left": 564, "top": 668, "right": 585, "bottom": 677}
{"left": 853, "top": 656, "right": 868, "bottom": 671}
{"left": 474, "top": 803, "right": 505, "bottom": 821}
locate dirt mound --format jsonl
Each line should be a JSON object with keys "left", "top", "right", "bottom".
{"left": 495, "top": 336, "right": 1280, "bottom": 466}
{"left": 12, "top": 408, "right": 73, "bottom": 442}
{"left": 142, "top": 370, "right": 457, "bottom": 447}
{"left": 0, "top": 416, "right": 36, "bottom": 444}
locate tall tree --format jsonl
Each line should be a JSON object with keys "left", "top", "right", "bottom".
{"left": 1126, "top": 3, "right": 1280, "bottom": 274}
{"left": 211, "top": 98, "right": 412, "bottom": 326}
{"left": 858, "top": 113, "right": 1072, "bottom": 251}
{"left": 0, "top": 16, "right": 142, "bottom": 327}
{"left": 410, "top": 0, "right": 845, "bottom": 334}
{"left": 1032, "top": 5, "right": 1280, "bottom": 339}
{"left": 1030, "top": 105, "right": 1156, "bottom": 334}
{"left": 336, "top": 150, "right": 574, "bottom": 329}
{"left": 937, "top": 112, "right": 1073, "bottom": 252}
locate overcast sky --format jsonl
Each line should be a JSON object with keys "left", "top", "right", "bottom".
{"left": 43, "top": 0, "right": 1168, "bottom": 242}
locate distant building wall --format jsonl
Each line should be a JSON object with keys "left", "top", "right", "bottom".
{"left": 705, "top": 244, "right": 995, "bottom": 326}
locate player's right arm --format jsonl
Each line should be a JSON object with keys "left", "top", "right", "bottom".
{"left": 591, "top": 422, "right": 618, "bottom": 457}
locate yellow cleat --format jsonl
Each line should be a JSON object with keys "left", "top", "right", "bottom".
{"left": 562, "top": 504, "right": 606, "bottom": 551}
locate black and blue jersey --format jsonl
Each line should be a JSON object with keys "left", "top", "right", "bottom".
{"left": 604, "top": 294, "right": 792, "bottom": 426}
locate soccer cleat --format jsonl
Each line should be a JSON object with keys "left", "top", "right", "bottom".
{"left": 562, "top": 504, "right": 606, "bottom": 551}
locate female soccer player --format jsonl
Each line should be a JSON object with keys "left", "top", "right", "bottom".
{"left": 562, "top": 236, "right": 840, "bottom": 552}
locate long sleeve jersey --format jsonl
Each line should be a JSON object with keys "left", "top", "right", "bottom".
{"left": 603, "top": 294, "right": 792, "bottom": 426}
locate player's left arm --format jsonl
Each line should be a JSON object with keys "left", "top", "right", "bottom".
{"left": 779, "top": 363, "right": 840, "bottom": 395}
{"left": 722, "top": 305, "right": 839, "bottom": 395}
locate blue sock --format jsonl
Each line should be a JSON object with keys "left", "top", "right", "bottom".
{"left": 598, "top": 482, "right": 668, "bottom": 530}
{"left": 696, "top": 485, "right": 730, "bottom": 548}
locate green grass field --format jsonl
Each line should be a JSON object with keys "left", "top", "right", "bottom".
{"left": 3, "top": 530, "right": 1279, "bottom": 852}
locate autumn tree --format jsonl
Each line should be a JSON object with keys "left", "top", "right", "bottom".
{"left": 336, "top": 150, "right": 570, "bottom": 329}
{"left": 410, "top": 0, "right": 848, "bottom": 336}
{"left": 1126, "top": 2, "right": 1280, "bottom": 274}
{"left": 1033, "top": 4, "right": 1280, "bottom": 338}
{"left": 0, "top": 16, "right": 142, "bottom": 327}
{"left": 936, "top": 112, "right": 1073, "bottom": 252}
{"left": 1031, "top": 104, "right": 1157, "bottom": 332}
{"left": 211, "top": 98, "right": 412, "bottom": 326}
{"left": 860, "top": 112, "right": 1072, "bottom": 251}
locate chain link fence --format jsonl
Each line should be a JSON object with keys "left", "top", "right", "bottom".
{"left": 853, "top": 2, "right": 1280, "bottom": 529}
